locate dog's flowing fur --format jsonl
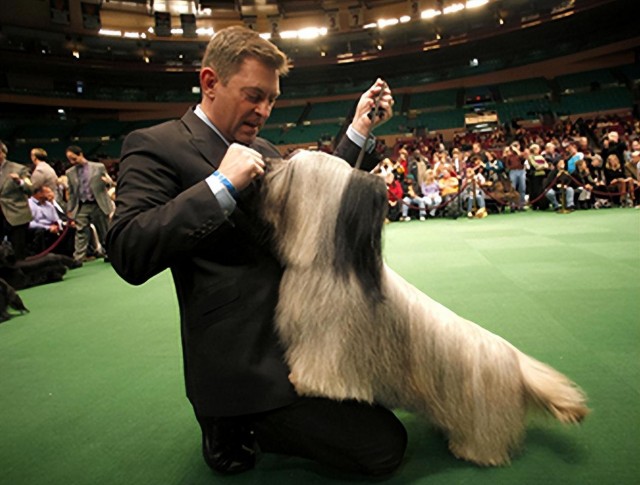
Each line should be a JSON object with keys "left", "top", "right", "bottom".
{"left": 261, "top": 151, "right": 589, "bottom": 466}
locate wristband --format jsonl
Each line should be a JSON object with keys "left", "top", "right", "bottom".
{"left": 213, "top": 170, "right": 238, "bottom": 199}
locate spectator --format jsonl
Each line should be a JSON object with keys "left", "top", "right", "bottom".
{"left": 65, "top": 145, "right": 115, "bottom": 264}
{"left": 385, "top": 171, "right": 404, "bottom": 222}
{"left": 401, "top": 176, "right": 426, "bottom": 221}
{"left": 30, "top": 148, "right": 59, "bottom": 194}
{"left": 461, "top": 167, "right": 488, "bottom": 219}
{"left": 573, "top": 159, "right": 596, "bottom": 209}
{"left": 27, "top": 186, "right": 64, "bottom": 256}
{"left": 527, "top": 143, "right": 550, "bottom": 210}
{"left": 544, "top": 159, "right": 575, "bottom": 211}
{"left": 0, "top": 140, "right": 33, "bottom": 260}
{"left": 503, "top": 143, "right": 527, "bottom": 211}
{"left": 420, "top": 168, "right": 442, "bottom": 217}
{"left": 604, "top": 154, "right": 635, "bottom": 207}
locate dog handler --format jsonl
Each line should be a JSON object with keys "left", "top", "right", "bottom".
{"left": 107, "top": 26, "right": 405, "bottom": 477}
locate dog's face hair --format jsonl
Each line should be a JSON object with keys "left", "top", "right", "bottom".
{"left": 333, "top": 168, "right": 388, "bottom": 302}
{"left": 261, "top": 150, "right": 388, "bottom": 301}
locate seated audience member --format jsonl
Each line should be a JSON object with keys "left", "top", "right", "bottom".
{"left": 438, "top": 166, "right": 460, "bottom": 199}
{"left": 483, "top": 150, "right": 504, "bottom": 183}
{"left": 385, "top": 172, "right": 404, "bottom": 222}
{"left": 604, "top": 154, "right": 635, "bottom": 207}
{"left": 573, "top": 159, "right": 596, "bottom": 209}
{"left": 28, "top": 186, "right": 65, "bottom": 255}
{"left": 420, "top": 169, "right": 442, "bottom": 217}
{"left": 588, "top": 154, "right": 613, "bottom": 208}
{"left": 485, "top": 173, "right": 520, "bottom": 212}
{"left": 544, "top": 159, "right": 575, "bottom": 211}
{"left": 401, "top": 176, "right": 426, "bottom": 221}
{"left": 461, "top": 167, "right": 488, "bottom": 219}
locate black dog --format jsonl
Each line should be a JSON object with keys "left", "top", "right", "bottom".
{"left": 0, "top": 277, "right": 29, "bottom": 323}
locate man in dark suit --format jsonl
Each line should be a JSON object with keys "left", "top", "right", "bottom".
{"left": 65, "top": 145, "right": 114, "bottom": 264}
{"left": 107, "top": 26, "right": 405, "bottom": 477}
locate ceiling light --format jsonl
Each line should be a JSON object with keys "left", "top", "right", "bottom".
{"left": 377, "top": 18, "right": 399, "bottom": 29}
{"left": 99, "top": 29, "right": 122, "bottom": 37}
{"left": 466, "top": 0, "right": 488, "bottom": 8}
{"left": 443, "top": 3, "right": 465, "bottom": 15}
{"left": 421, "top": 9, "right": 442, "bottom": 19}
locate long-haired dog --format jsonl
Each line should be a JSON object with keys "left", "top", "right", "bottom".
{"left": 260, "top": 150, "right": 589, "bottom": 467}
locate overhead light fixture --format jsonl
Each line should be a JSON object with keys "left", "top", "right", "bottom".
{"left": 377, "top": 18, "right": 399, "bottom": 29}
{"left": 400, "top": 15, "right": 411, "bottom": 23}
{"left": 466, "top": 0, "right": 488, "bottom": 8}
{"left": 443, "top": 3, "right": 465, "bottom": 15}
{"left": 99, "top": 29, "right": 122, "bottom": 37}
{"left": 421, "top": 9, "right": 442, "bottom": 19}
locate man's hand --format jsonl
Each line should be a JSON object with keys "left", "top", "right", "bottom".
{"left": 217, "top": 143, "right": 266, "bottom": 192}
{"left": 351, "top": 78, "right": 394, "bottom": 138}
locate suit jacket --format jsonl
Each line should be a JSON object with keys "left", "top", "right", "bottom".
{"left": 107, "top": 107, "right": 377, "bottom": 417}
{"left": 66, "top": 161, "right": 114, "bottom": 218}
{"left": 31, "top": 161, "right": 59, "bottom": 192}
{"left": 0, "top": 160, "right": 33, "bottom": 226}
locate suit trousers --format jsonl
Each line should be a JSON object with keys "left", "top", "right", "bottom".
{"left": 73, "top": 202, "right": 108, "bottom": 261}
{"left": 0, "top": 210, "right": 28, "bottom": 261}
{"left": 200, "top": 396, "right": 407, "bottom": 476}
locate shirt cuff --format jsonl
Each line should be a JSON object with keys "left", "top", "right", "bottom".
{"left": 346, "top": 125, "right": 376, "bottom": 153}
{"left": 205, "top": 173, "right": 237, "bottom": 217}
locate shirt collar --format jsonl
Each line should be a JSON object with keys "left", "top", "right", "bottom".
{"left": 195, "top": 104, "right": 230, "bottom": 147}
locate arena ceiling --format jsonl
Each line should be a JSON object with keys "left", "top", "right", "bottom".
{"left": 0, "top": 0, "right": 638, "bottom": 119}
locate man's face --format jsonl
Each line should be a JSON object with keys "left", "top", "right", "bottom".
{"left": 208, "top": 57, "right": 280, "bottom": 145}
{"left": 66, "top": 151, "right": 82, "bottom": 165}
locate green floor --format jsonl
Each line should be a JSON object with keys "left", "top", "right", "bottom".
{"left": 1, "top": 209, "right": 639, "bottom": 484}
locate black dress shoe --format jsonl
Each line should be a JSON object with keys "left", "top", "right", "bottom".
{"left": 200, "top": 417, "right": 257, "bottom": 474}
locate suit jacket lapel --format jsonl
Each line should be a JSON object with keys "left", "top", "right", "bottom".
{"left": 182, "top": 107, "right": 228, "bottom": 170}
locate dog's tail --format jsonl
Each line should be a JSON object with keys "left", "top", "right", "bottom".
{"left": 518, "top": 352, "right": 589, "bottom": 423}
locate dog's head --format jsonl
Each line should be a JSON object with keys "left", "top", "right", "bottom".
{"left": 261, "top": 150, "right": 388, "bottom": 300}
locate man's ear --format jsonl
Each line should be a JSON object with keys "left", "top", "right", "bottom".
{"left": 200, "top": 67, "right": 219, "bottom": 100}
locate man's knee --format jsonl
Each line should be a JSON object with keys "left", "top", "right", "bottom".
{"left": 355, "top": 419, "right": 407, "bottom": 477}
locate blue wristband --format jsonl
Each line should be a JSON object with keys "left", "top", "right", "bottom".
{"left": 213, "top": 170, "right": 238, "bottom": 199}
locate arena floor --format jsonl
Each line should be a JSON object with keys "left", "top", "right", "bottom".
{"left": 1, "top": 208, "right": 638, "bottom": 485}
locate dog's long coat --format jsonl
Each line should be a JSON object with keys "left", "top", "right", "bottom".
{"left": 261, "top": 151, "right": 588, "bottom": 466}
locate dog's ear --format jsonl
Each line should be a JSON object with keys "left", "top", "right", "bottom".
{"left": 333, "top": 171, "right": 388, "bottom": 302}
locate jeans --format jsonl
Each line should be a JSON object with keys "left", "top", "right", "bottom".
{"left": 546, "top": 186, "right": 575, "bottom": 209}
{"left": 401, "top": 197, "right": 426, "bottom": 218}
{"left": 509, "top": 169, "right": 526, "bottom": 207}
{"left": 422, "top": 194, "right": 442, "bottom": 216}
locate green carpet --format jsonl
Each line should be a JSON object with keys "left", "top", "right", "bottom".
{"left": 1, "top": 208, "right": 638, "bottom": 484}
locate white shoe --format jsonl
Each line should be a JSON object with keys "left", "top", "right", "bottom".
{"left": 419, "top": 216, "right": 426, "bottom": 221}
{"left": 401, "top": 216, "right": 411, "bottom": 221}
{"left": 467, "top": 211, "right": 474, "bottom": 219}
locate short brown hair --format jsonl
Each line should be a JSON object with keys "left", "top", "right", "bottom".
{"left": 202, "top": 26, "right": 289, "bottom": 83}
{"left": 32, "top": 147, "right": 48, "bottom": 161}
